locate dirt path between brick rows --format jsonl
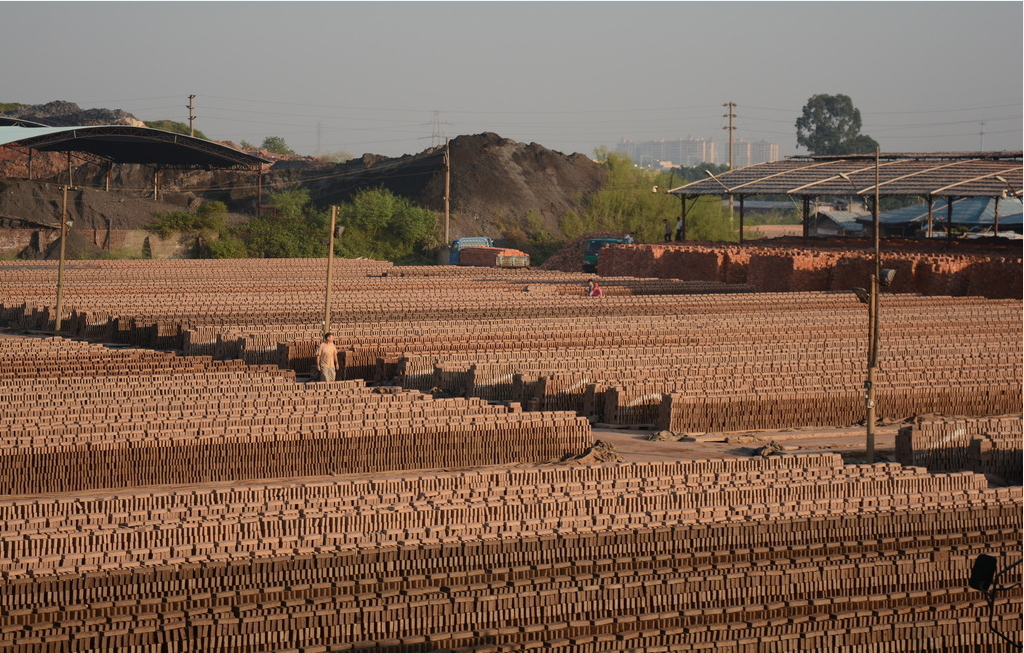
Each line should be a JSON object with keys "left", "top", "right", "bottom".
{"left": 592, "top": 423, "right": 902, "bottom": 464}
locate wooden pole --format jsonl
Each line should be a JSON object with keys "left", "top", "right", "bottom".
{"left": 444, "top": 138, "right": 451, "bottom": 244}
{"left": 323, "top": 205, "right": 337, "bottom": 335}
{"left": 54, "top": 185, "right": 70, "bottom": 334}
{"left": 865, "top": 146, "right": 881, "bottom": 464}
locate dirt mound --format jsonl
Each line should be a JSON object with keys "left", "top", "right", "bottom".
{"left": 1, "top": 128, "right": 605, "bottom": 245}
{"left": 39, "top": 230, "right": 104, "bottom": 260}
{"left": 296, "top": 132, "right": 606, "bottom": 242}
{"left": 0, "top": 178, "right": 213, "bottom": 231}
{"left": 2, "top": 100, "right": 145, "bottom": 128}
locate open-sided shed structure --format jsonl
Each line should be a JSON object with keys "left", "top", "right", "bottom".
{"left": 0, "top": 124, "right": 269, "bottom": 169}
{"left": 669, "top": 151, "right": 1023, "bottom": 241}
{"left": 0, "top": 123, "right": 271, "bottom": 208}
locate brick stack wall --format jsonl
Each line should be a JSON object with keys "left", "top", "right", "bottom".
{"left": 896, "top": 414, "right": 1023, "bottom": 484}
{"left": 0, "top": 451, "right": 1017, "bottom": 650}
{"left": 600, "top": 243, "right": 1022, "bottom": 298}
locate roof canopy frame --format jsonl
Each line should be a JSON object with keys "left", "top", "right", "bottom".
{"left": 0, "top": 125, "right": 270, "bottom": 171}
{"left": 669, "top": 152, "right": 1023, "bottom": 201}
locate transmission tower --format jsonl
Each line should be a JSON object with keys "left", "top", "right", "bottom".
{"left": 425, "top": 111, "right": 453, "bottom": 148}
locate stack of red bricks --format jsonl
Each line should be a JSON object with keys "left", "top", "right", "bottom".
{"left": 896, "top": 414, "right": 1023, "bottom": 484}
{"left": 0, "top": 337, "right": 592, "bottom": 494}
{"left": 0, "top": 454, "right": 1017, "bottom": 651}
{"left": 597, "top": 242, "right": 1022, "bottom": 298}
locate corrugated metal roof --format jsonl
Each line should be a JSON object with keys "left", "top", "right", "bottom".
{"left": 0, "top": 125, "right": 269, "bottom": 169}
{"left": 816, "top": 211, "right": 867, "bottom": 225}
{"left": 670, "top": 152, "right": 1023, "bottom": 199}
{"left": 875, "top": 197, "right": 1023, "bottom": 226}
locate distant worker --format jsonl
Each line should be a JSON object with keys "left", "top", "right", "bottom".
{"left": 675, "top": 217, "right": 684, "bottom": 242}
{"left": 315, "top": 333, "right": 339, "bottom": 382}
{"left": 624, "top": 232, "right": 635, "bottom": 244}
{"left": 588, "top": 280, "right": 604, "bottom": 297}
{"left": 663, "top": 220, "right": 672, "bottom": 243}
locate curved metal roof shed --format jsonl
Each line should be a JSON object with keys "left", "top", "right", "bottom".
{"left": 0, "top": 124, "right": 272, "bottom": 210}
{"left": 0, "top": 124, "right": 269, "bottom": 169}
{"left": 668, "top": 151, "right": 1023, "bottom": 242}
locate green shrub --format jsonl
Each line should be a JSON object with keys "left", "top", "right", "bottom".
{"left": 336, "top": 187, "right": 438, "bottom": 261}
{"left": 206, "top": 234, "right": 248, "bottom": 259}
{"left": 148, "top": 201, "right": 229, "bottom": 239}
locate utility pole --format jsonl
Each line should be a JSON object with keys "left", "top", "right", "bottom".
{"left": 54, "top": 185, "right": 76, "bottom": 334}
{"left": 866, "top": 146, "right": 881, "bottom": 464}
{"left": 187, "top": 95, "right": 196, "bottom": 137}
{"left": 979, "top": 121, "right": 986, "bottom": 151}
{"left": 723, "top": 101, "right": 737, "bottom": 228}
{"left": 323, "top": 206, "right": 338, "bottom": 335}
{"left": 722, "top": 102, "right": 736, "bottom": 169}
{"left": 444, "top": 138, "right": 451, "bottom": 244}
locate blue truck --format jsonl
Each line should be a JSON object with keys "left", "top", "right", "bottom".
{"left": 448, "top": 237, "right": 494, "bottom": 264}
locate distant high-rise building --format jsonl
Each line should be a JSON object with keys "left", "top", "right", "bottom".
{"left": 726, "top": 138, "right": 780, "bottom": 168}
{"left": 617, "top": 136, "right": 778, "bottom": 168}
{"left": 616, "top": 137, "right": 719, "bottom": 168}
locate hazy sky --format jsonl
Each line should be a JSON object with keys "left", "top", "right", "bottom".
{"left": 3, "top": 2, "right": 1021, "bottom": 159}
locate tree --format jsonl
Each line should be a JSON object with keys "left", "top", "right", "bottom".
{"left": 795, "top": 94, "right": 879, "bottom": 155}
{"left": 336, "top": 187, "right": 437, "bottom": 261}
{"left": 260, "top": 136, "right": 297, "bottom": 156}
{"left": 242, "top": 188, "right": 328, "bottom": 258}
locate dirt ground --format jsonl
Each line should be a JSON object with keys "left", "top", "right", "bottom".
{"left": 592, "top": 423, "right": 901, "bottom": 464}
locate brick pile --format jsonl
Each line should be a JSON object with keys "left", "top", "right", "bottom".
{"left": 0, "top": 258, "right": 1021, "bottom": 651}
{"left": 456, "top": 246, "right": 529, "bottom": 266}
{"left": 0, "top": 259, "right": 751, "bottom": 349}
{"left": 896, "top": 414, "right": 1023, "bottom": 485}
{"left": 597, "top": 242, "right": 1022, "bottom": 298}
{"left": 0, "top": 454, "right": 1017, "bottom": 650}
{"left": 0, "top": 337, "right": 591, "bottom": 494}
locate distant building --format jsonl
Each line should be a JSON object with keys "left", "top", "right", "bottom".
{"left": 618, "top": 136, "right": 779, "bottom": 168}
{"left": 616, "top": 137, "right": 719, "bottom": 168}
{"left": 723, "top": 138, "right": 780, "bottom": 168}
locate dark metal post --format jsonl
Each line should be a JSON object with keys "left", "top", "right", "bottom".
{"left": 256, "top": 170, "right": 263, "bottom": 218}
{"left": 680, "top": 196, "right": 686, "bottom": 242}
{"left": 946, "top": 197, "right": 954, "bottom": 247}
{"left": 738, "top": 196, "right": 745, "bottom": 245}
{"left": 926, "top": 196, "right": 933, "bottom": 238}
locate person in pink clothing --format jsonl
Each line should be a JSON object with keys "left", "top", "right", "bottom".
{"left": 588, "top": 280, "right": 604, "bottom": 297}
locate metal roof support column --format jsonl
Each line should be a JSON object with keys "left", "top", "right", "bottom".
{"left": 946, "top": 197, "right": 955, "bottom": 248}
{"left": 152, "top": 167, "right": 160, "bottom": 201}
{"left": 256, "top": 169, "right": 263, "bottom": 218}
{"left": 926, "top": 196, "right": 933, "bottom": 239}
{"left": 105, "top": 163, "right": 111, "bottom": 192}
{"left": 994, "top": 197, "right": 1000, "bottom": 235}
{"left": 27, "top": 150, "right": 32, "bottom": 180}
{"left": 679, "top": 195, "right": 686, "bottom": 242}
{"left": 738, "top": 196, "right": 745, "bottom": 245}
{"left": 66, "top": 152, "right": 73, "bottom": 187}
{"left": 802, "top": 197, "right": 810, "bottom": 241}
